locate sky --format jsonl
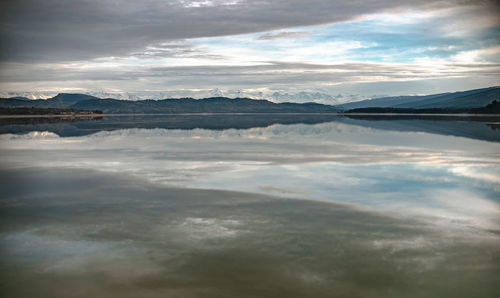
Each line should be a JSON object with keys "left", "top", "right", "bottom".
{"left": 0, "top": 0, "right": 499, "bottom": 102}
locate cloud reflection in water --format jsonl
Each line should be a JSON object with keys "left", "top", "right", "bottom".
{"left": 0, "top": 118, "right": 499, "bottom": 297}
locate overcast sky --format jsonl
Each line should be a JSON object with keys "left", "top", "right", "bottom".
{"left": 0, "top": 0, "right": 499, "bottom": 101}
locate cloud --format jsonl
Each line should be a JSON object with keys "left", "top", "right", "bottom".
{"left": 1, "top": 58, "right": 499, "bottom": 102}
{"left": 0, "top": 0, "right": 490, "bottom": 62}
{"left": 257, "top": 31, "right": 311, "bottom": 40}
{"left": 0, "top": 0, "right": 499, "bottom": 99}
{"left": 2, "top": 60, "right": 499, "bottom": 87}
{"left": 178, "top": 0, "right": 242, "bottom": 8}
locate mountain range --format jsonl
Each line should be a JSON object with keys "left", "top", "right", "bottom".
{"left": 0, "top": 90, "right": 353, "bottom": 103}
{"left": 0, "top": 86, "right": 498, "bottom": 114}
{"left": 0, "top": 94, "right": 340, "bottom": 114}
{"left": 337, "top": 86, "right": 500, "bottom": 110}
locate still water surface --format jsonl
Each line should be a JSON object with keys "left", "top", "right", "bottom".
{"left": 1, "top": 115, "right": 499, "bottom": 297}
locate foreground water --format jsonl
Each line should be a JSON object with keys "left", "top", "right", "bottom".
{"left": 1, "top": 115, "right": 499, "bottom": 297}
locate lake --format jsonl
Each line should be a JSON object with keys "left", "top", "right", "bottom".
{"left": 1, "top": 114, "right": 499, "bottom": 297}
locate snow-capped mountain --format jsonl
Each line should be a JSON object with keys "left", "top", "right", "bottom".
{"left": 0, "top": 89, "right": 362, "bottom": 104}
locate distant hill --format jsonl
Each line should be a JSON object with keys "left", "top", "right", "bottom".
{"left": 1, "top": 87, "right": 499, "bottom": 114}
{"left": 0, "top": 93, "right": 340, "bottom": 114}
{"left": 336, "top": 86, "right": 500, "bottom": 109}
{"left": 0, "top": 94, "right": 100, "bottom": 109}
{"left": 344, "top": 100, "right": 500, "bottom": 114}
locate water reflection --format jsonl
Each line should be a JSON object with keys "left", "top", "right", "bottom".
{"left": 1, "top": 115, "right": 499, "bottom": 297}
{"left": 1, "top": 114, "right": 500, "bottom": 142}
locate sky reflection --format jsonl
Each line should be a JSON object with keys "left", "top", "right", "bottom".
{"left": 1, "top": 120, "right": 499, "bottom": 229}
{"left": 1, "top": 118, "right": 500, "bottom": 297}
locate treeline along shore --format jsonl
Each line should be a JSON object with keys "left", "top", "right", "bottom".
{"left": 0, "top": 107, "right": 103, "bottom": 116}
{"left": 343, "top": 100, "right": 500, "bottom": 115}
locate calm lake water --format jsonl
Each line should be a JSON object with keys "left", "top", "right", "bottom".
{"left": 1, "top": 115, "right": 499, "bottom": 297}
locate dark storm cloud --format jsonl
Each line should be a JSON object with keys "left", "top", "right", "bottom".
{"left": 0, "top": 0, "right": 487, "bottom": 62}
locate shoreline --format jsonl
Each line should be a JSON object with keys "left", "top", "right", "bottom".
{"left": 337, "top": 112, "right": 500, "bottom": 117}
{"left": 1, "top": 112, "right": 500, "bottom": 118}
{"left": 0, "top": 113, "right": 103, "bottom": 119}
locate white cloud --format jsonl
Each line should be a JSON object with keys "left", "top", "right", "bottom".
{"left": 1, "top": 0, "right": 499, "bottom": 99}
{"left": 178, "top": 0, "right": 242, "bottom": 8}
